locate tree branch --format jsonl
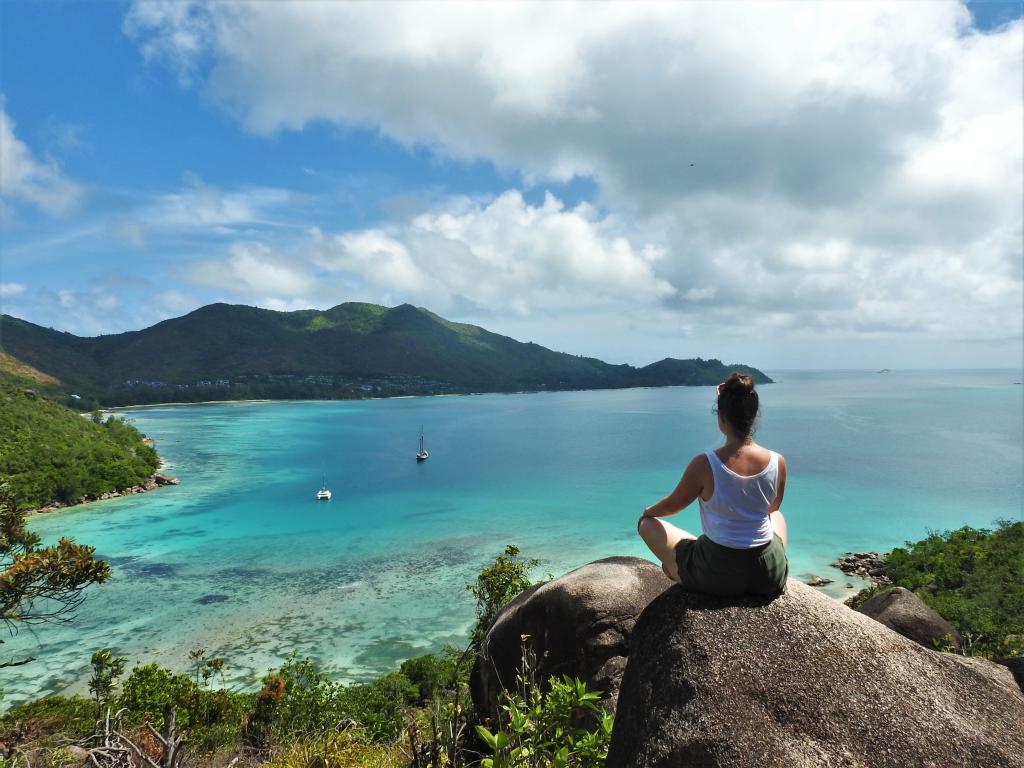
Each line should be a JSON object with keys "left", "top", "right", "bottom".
{"left": 0, "top": 655, "right": 35, "bottom": 668}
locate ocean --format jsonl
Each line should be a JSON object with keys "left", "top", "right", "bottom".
{"left": 7, "top": 369, "right": 1022, "bottom": 706}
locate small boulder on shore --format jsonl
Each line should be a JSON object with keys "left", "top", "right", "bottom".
{"left": 855, "top": 586, "right": 961, "bottom": 651}
{"left": 153, "top": 473, "right": 179, "bottom": 486}
{"left": 607, "top": 580, "right": 1024, "bottom": 768}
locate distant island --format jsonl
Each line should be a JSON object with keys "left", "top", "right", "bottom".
{"left": 0, "top": 302, "right": 771, "bottom": 408}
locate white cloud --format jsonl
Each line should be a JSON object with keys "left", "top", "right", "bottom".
{"left": 185, "top": 240, "right": 317, "bottom": 299}
{"left": 312, "top": 190, "right": 674, "bottom": 314}
{"left": 119, "top": 2, "right": 1022, "bottom": 361}
{"left": 30, "top": 285, "right": 124, "bottom": 336}
{"left": 102, "top": 176, "right": 297, "bottom": 251}
{"left": 0, "top": 282, "right": 26, "bottom": 298}
{"left": 0, "top": 97, "right": 83, "bottom": 217}
{"left": 147, "top": 174, "right": 293, "bottom": 230}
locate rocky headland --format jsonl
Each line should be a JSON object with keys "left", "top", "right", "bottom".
{"left": 475, "top": 557, "right": 1024, "bottom": 768}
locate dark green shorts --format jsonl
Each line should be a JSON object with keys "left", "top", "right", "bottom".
{"left": 675, "top": 534, "right": 788, "bottom": 597}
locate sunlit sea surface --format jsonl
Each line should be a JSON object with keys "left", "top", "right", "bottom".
{"left": 7, "top": 369, "right": 1022, "bottom": 705}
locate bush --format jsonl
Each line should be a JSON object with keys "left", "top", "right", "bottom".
{"left": 400, "top": 651, "right": 463, "bottom": 703}
{"left": 475, "top": 675, "right": 612, "bottom": 768}
{"left": 116, "top": 662, "right": 250, "bottom": 753}
{"left": 0, "top": 695, "right": 95, "bottom": 741}
{"left": 467, "top": 545, "right": 540, "bottom": 649}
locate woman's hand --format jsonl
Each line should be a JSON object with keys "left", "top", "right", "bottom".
{"left": 637, "top": 508, "right": 652, "bottom": 533}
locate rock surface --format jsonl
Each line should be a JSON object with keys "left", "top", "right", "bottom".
{"left": 855, "top": 586, "right": 961, "bottom": 650}
{"left": 607, "top": 580, "right": 1024, "bottom": 768}
{"left": 470, "top": 556, "right": 672, "bottom": 721}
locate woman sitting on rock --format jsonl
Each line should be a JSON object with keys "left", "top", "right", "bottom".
{"left": 637, "top": 372, "right": 788, "bottom": 596}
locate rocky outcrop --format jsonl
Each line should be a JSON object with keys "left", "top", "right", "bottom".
{"left": 28, "top": 472, "right": 180, "bottom": 514}
{"left": 607, "top": 580, "right": 1024, "bottom": 768}
{"left": 470, "top": 556, "right": 672, "bottom": 721}
{"left": 832, "top": 550, "right": 892, "bottom": 588}
{"left": 855, "top": 586, "right": 961, "bottom": 650}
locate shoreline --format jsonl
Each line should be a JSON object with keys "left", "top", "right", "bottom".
{"left": 99, "top": 381, "right": 745, "bottom": 411}
{"left": 110, "top": 398, "right": 276, "bottom": 410}
{"left": 25, "top": 470, "right": 179, "bottom": 517}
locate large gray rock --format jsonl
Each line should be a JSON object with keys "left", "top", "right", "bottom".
{"left": 470, "top": 556, "right": 672, "bottom": 722}
{"left": 856, "top": 586, "right": 961, "bottom": 650}
{"left": 608, "top": 580, "right": 1024, "bottom": 768}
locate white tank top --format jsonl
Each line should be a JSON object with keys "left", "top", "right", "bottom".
{"left": 698, "top": 450, "right": 778, "bottom": 549}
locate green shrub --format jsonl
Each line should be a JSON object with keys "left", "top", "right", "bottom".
{"left": 475, "top": 675, "right": 612, "bottom": 768}
{"left": 0, "top": 695, "right": 95, "bottom": 740}
{"left": 467, "top": 545, "right": 540, "bottom": 649}
{"left": 400, "top": 651, "right": 460, "bottom": 703}
{"left": 116, "top": 661, "right": 251, "bottom": 752}
{"left": 335, "top": 672, "right": 417, "bottom": 742}
{"left": 118, "top": 663, "right": 195, "bottom": 729}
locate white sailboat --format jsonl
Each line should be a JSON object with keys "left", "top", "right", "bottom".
{"left": 416, "top": 427, "right": 429, "bottom": 462}
{"left": 316, "top": 474, "right": 332, "bottom": 500}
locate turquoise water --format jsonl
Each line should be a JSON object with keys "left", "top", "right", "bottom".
{"left": 7, "top": 370, "right": 1023, "bottom": 705}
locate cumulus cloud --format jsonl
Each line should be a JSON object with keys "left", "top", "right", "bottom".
{"left": 0, "top": 98, "right": 83, "bottom": 218}
{"left": 175, "top": 191, "right": 672, "bottom": 317}
{"left": 123, "top": 1, "right": 1022, "bottom": 358}
{"left": 312, "top": 190, "right": 674, "bottom": 314}
{"left": 185, "top": 240, "right": 317, "bottom": 297}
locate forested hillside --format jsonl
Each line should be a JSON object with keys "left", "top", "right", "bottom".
{"left": 0, "top": 302, "right": 771, "bottom": 406}
{"left": 0, "top": 373, "right": 159, "bottom": 510}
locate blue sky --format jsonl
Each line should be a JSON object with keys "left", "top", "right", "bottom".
{"left": 1, "top": 1, "right": 1021, "bottom": 370}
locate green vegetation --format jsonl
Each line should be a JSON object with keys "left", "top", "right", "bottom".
{"left": 466, "top": 545, "right": 540, "bottom": 649}
{"left": 0, "top": 374, "right": 159, "bottom": 510}
{"left": 852, "top": 520, "right": 1024, "bottom": 657}
{"left": 476, "top": 676, "right": 612, "bottom": 768}
{"left": 0, "top": 546, "right": 611, "bottom": 767}
{"left": 1, "top": 302, "right": 771, "bottom": 406}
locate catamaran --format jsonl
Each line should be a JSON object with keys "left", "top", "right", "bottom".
{"left": 416, "top": 427, "right": 429, "bottom": 462}
{"left": 316, "top": 475, "right": 332, "bottom": 500}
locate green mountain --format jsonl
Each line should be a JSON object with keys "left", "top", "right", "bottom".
{"left": 0, "top": 302, "right": 771, "bottom": 406}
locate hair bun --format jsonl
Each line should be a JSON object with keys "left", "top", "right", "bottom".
{"left": 716, "top": 372, "right": 760, "bottom": 438}
{"left": 722, "top": 372, "right": 755, "bottom": 395}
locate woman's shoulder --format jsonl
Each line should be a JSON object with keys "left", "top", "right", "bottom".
{"left": 687, "top": 452, "right": 715, "bottom": 474}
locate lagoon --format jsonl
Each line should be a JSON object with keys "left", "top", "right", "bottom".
{"left": 9, "top": 369, "right": 1023, "bottom": 706}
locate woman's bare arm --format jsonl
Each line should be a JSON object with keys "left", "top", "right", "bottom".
{"left": 769, "top": 453, "right": 787, "bottom": 512}
{"left": 642, "top": 454, "right": 710, "bottom": 520}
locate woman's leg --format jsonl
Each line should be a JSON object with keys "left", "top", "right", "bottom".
{"left": 770, "top": 510, "right": 788, "bottom": 549}
{"left": 638, "top": 516, "right": 696, "bottom": 583}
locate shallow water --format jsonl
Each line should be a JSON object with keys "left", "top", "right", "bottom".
{"left": 8, "top": 369, "right": 1022, "bottom": 705}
